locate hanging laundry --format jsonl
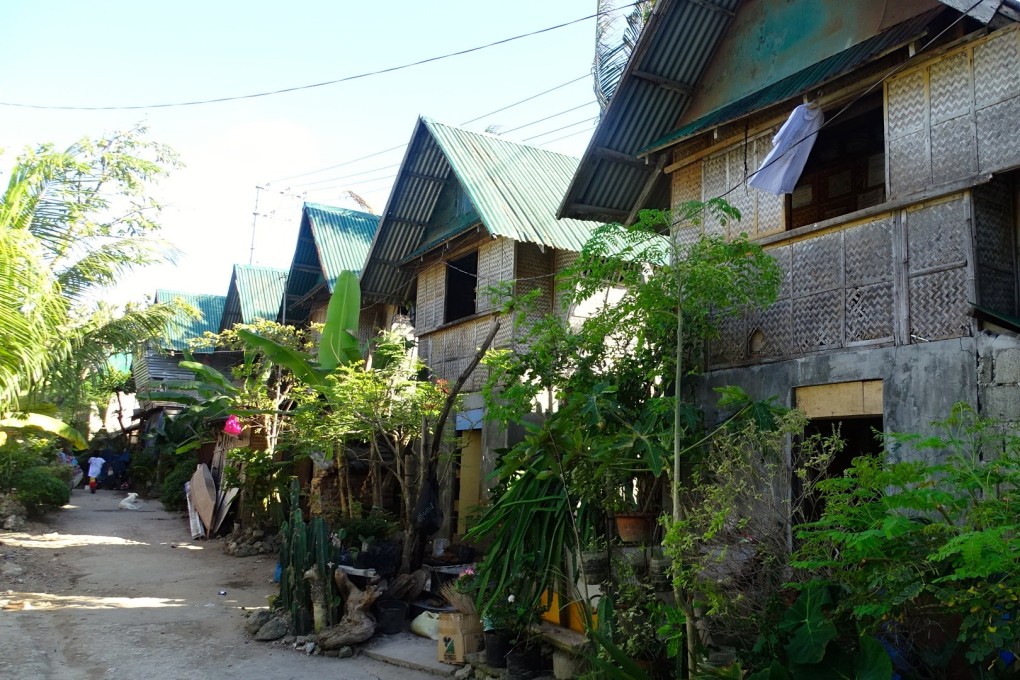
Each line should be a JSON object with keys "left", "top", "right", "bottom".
{"left": 748, "top": 104, "right": 824, "bottom": 195}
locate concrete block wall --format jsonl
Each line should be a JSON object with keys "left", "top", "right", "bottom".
{"left": 978, "top": 331, "right": 1020, "bottom": 429}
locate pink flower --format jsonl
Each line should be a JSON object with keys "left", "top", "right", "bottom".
{"left": 223, "top": 415, "right": 242, "bottom": 436}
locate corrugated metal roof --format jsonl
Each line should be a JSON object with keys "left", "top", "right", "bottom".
{"left": 639, "top": 11, "right": 938, "bottom": 155}
{"left": 220, "top": 265, "right": 288, "bottom": 331}
{"left": 154, "top": 290, "right": 226, "bottom": 353}
{"left": 360, "top": 118, "right": 600, "bottom": 302}
{"left": 304, "top": 203, "right": 379, "bottom": 292}
{"left": 281, "top": 202, "right": 379, "bottom": 323}
{"left": 558, "top": 0, "right": 741, "bottom": 222}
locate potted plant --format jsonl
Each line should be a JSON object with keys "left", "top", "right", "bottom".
{"left": 608, "top": 572, "right": 665, "bottom": 668}
{"left": 607, "top": 490, "right": 654, "bottom": 544}
{"left": 578, "top": 535, "right": 610, "bottom": 584}
{"left": 480, "top": 565, "right": 548, "bottom": 676}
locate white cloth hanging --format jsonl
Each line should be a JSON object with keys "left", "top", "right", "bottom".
{"left": 748, "top": 104, "right": 824, "bottom": 195}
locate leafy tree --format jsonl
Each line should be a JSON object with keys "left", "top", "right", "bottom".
{"left": 472, "top": 205, "right": 783, "bottom": 668}
{"left": 0, "top": 126, "right": 184, "bottom": 447}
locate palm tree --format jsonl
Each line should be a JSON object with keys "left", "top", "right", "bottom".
{"left": 0, "top": 126, "right": 185, "bottom": 446}
{"left": 593, "top": 0, "right": 654, "bottom": 115}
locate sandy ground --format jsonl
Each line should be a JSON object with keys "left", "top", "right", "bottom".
{"left": 0, "top": 489, "right": 440, "bottom": 680}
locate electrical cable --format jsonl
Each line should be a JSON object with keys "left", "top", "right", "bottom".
{"left": 269, "top": 73, "right": 592, "bottom": 185}
{"left": 0, "top": 3, "right": 639, "bottom": 111}
{"left": 497, "top": 100, "right": 597, "bottom": 135}
{"left": 459, "top": 74, "right": 591, "bottom": 125}
{"left": 521, "top": 116, "right": 599, "bottom": 142}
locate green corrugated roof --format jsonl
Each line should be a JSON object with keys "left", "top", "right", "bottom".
{"left": 638, "top": 10, "right": 936, "bottom": 156}
{"left": 425, "top": 119, "right": 599, "bottom": 252}
{"left": 154, "top": 290, "right": 226, "bottom": 353}
{"left": 234, "top": 265, "right": 287, "bottom": 323}
{"left": 304, "top": 203, "right": 379, "bottom": 292}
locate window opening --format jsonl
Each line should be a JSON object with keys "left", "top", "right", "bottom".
{"left": 795, "top": 415, "right": 883, "bottom": 525}
{"left": 445, "top": 251, "right": 478, "bottom": 323}
{"left": 787, "top": 94, "right": 885, "bottom": 230}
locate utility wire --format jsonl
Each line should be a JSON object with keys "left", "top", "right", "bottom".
{"left": 0, "top": 4, "right": 638, "bottom": 111}
{"left": 287, "top": 163, "right": 402, "bottom": 189}
{"left": 271, "top": 73, "right": 592, "bottom": 185}
{"left": 498, "top": 100, "right": 597, "bottom": 135}
{"left": 522, "top": 116, "right": 599, "bottom": 142}
{"left": 271, "top": 144, "right": 408, "bottom": 184}
{"left": 288, "top": 100, "right": 599, "bottom": 188}
{"left": 534, "top": 125, "right": 598, "bottom": 147}
{"left": 459, "top": 74, "right": 591, "bottom": 125}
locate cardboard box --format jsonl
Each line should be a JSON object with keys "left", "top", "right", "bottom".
{"left": 437, "top": 612, "right": 483, "bottom": 664}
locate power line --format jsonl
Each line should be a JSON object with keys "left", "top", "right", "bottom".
{"left": 287, "top": 163, "right": 402, "bottom": 189}
{"left": 522, "top": 116, "right": 599, "bottom": 142}
{"left": 0, "top": 4, "right": 638, "bottom": 112}
{"left": 269, "top": 73, "right": 593, "bottom": 185}
{"left": 534, "top": 125, "right": 598, "bottom": 147}
{"left": 270, "top": 144, "right": 408, "bottom": 184}
{"left": 498, "top": 100, "right": 597, "bottom": 135}
{"left": 459, "top": 74, "right": 591, "bottom": 125}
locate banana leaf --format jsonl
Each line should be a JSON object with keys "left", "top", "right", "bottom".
{"left": 318, "top": 270, "right": 361, "bottom": 370}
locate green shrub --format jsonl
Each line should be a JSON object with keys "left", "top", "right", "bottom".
{"left": 12, "top": 466, "right": 70, "bottom": 514}
{"left": 1, "top": 434, "right": 56, "bottom": 491}
{"left": 160, "top": 454, "right": 197, "bottom": 511}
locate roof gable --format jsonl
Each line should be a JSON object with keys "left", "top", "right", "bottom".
{"left": 304, "top": 203, "right": 379, "bottom": 291}
{"left": 361, "top": 118, "right": 598, "bottom": 302}
{"left": 154, "top": 290, "right": 227, "bottom": 353}
{"left": 220, "top": 265, "right": 288, "bottom": 331}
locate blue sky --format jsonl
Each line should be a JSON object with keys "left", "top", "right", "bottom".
{"left": 0, "top": 1, "right": 615, "bottom": 303}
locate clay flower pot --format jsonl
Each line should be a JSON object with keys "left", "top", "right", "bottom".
{"left": 614, "top": 513, "right": 653, "bottom": 544}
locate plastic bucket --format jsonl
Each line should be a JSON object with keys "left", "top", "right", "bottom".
{"left": 376, "top": 600, "right": 408, "bottom": 635}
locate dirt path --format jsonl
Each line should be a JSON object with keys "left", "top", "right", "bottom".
{"left": 0, "top": 489, "right": 439, "bottom": 680}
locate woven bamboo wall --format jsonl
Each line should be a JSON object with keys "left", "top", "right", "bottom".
{"left": 710, "top": 194, "right": 974, "bottom": 367}
{"left": 416, "top": 237, "right": 518, "bottom": 390}
{"left": 886, "top": 25, "right": 1020, "bottom": 197}
{"left": 415, "top": 263, "right": 446, "bottom": 334}
{"left": 514, "top": 242, "right": 555, "bottom": 347}
{"left": 973, "top": 175, "right": 1018, "bottom": 316}
{"left": 477, "top": 237, "right": 515, "bottom": 314}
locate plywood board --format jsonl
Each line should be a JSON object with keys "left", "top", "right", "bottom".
{"left": 212, "top": 487, "right": 239, "bottom": 535}
{"left": 189, "top": 465, "right": 217, "bottom": 537}
{"left": 796, "top": 380, "right": 883, "bottom": 419}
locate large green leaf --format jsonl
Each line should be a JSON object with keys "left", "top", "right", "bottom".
{"left": 237, "top": 329, "right": 327, "bottom": 391}
{"left": 0, "top": 412, "right": 87, "bottom": 450}
{"left": 854, "top": 636, "right": 892, "bottom": 680}
{"left": 178, "top": 360, "right": 237, "bottom": 395}
{"left": 781, "top": 587, "right": 837, "bottom": 665}
{"left": 318, "top": 270, "right": 361, "bottom": 370}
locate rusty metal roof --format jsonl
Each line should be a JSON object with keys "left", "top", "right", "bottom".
{"left": 153, "top": 290, "right": 226, "bottom": 353}
{"left": 219, "top": 265, "right": 288, "bottom": 331}
{"left": 361, "top": 118, "right": 599, "bottom": 303}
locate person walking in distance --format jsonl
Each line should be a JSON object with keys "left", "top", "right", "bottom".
{"left": 87, "top": 453, "right": 106, "bottom": 494}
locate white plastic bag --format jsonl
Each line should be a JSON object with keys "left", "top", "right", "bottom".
{"left": 409, "top": 611, "right": 440, "bottom": 640}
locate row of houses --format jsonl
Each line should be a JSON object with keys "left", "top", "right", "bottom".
{"left": 136, "top": 0, "right": 1020, "bottom": 541}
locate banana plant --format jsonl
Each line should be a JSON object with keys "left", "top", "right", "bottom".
{"left": 236, "top": 270, "right": 362, "bottom": 392}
